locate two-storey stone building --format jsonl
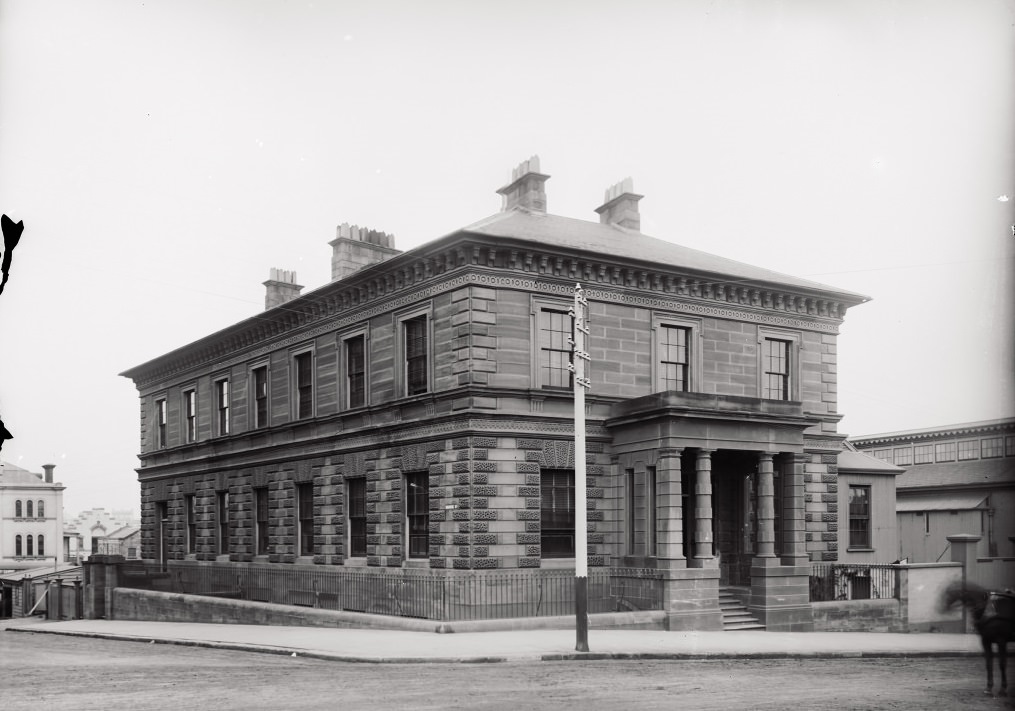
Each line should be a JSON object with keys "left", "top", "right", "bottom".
{"left": 120, "top": 158, "right": 873, "bottom": 630}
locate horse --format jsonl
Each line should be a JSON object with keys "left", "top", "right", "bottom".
{"left": 942, "top": 580, "right": 1015, "bottom": 696}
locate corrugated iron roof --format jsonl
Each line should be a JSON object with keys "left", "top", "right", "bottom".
{"left": 837, "top": 448, "right": 905, "bottom": 474}
{"left": 897, "top": 493, "right": 988, "bottom": 511}
{"left": 896, "top": 458, "right": 1015, "bottom": 490}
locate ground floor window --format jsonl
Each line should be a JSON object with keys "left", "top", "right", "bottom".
{"left": 848, "top": 485, "right": 871, "bottom": 548}
{"left": 297, "top": 483, "right": 314, "bottom": 556}
{"left": 254, "top": 487, "right": 270, "bottom": 555}
{"left": 347, "top": 478, "right": 367, "bottom": 557}
{"left": 405, "top": 472, "right": 429, "bottom": 559}
{"left": 541, "top": 469, "right": 575, "bottom": 558}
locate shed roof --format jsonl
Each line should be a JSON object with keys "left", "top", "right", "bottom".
{"left": 896, "top": 493, "right": 988, "bottom": 512}
{"left": 896, "top": 458, "right": 1015, "bottom": 490}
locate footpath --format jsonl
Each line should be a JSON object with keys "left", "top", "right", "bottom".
{"left": 0, "top": 616, "right": 983, "bottom": 663}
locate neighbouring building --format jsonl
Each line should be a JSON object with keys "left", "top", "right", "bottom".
{"left": 96, "top": 525, "right": 141, "bottom": 559}
{"left": 0, "top": 462, "right": 65, "bottom": 570}
{"left": 64, "top": 508, "right": 139, "bottom": 562}
{"left": 852, "top": 418, "right": 1015, "bottom": 569}
{"left": 119, "top": 158, "right": 878, "bottom": 631}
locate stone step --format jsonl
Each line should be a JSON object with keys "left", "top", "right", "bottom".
{"left": 718, "top": 587, "right": 765, "bottom": 631}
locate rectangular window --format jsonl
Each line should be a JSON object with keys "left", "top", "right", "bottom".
{"left": 958, "top": 440, "right": 978, "bottom": 460}
{"left": 541, "top": 469, "right": 575, "bottom": 557}
{"left": 981, "top": 437, "right": 1003, "bottom": 459}
{"left": 761, "top": 338, "right": 790, "bottom": 400}
{"left": 347, "top": 478, "right": 367, "bottom": 558}
{"left": 155, "top": 398, "right": 167, "bottom": 449}
{"left": 405, "top": 472, "right": 429, "bottom": 559}
{"left": 345, "top": 335, "right": 366, "bottom": 408}
{"left": 646, "top": 466, "right": 657, "bottom": 556}
{"left": 185, "top": 495, "right": 196, "bottom": 554}
{"left": 848, "top": 485, "right": 871, "bottom": 549}
{"left": 935, "top": 442, "right": 956, "bottom": 462}
{"left": 297, "top": 482, "right": 314, "bottom": 556}
{"left": 404, "top": 315, "right": 429, "bottom": 396}
{"left": 254, "top": 487, "right": 270, "bottom": 555}
{"left": 215, "top": 379, "right": 230, "bottom": 436}
{"left": 659, "top": 325, "right": 690, "bottom": 392}
{"left": 252, "top": 365, "right": 269, "bottom": 429}
{"left": 893, "top": 447, "right": 912, "bottom": 466}
{"left": 625, "top": 469, "right": 635, "bottom": 555}
{"left": 217, "top": 491, "right": 229, "bottom": 556}
{"left": 913, "top": 445, "right": 933, "bottom": 464}
{"left": 539, "top": 308, "right": 572, "bottom": 389}
{"left": 873, "top": 449, "right": 891, "bottom": 461}
{"left": 1006, "top": 435, "right": 1015, "bottom": 457}
{"left": 183, "top": 390, "right": 196, "bottom": 443}
{"left": 294, "top": 352, "right": 314, "bottom": 420}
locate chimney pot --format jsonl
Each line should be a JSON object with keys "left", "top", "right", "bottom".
{"left": 595, "top": 177, "right": 643, "bottom": 231}
{"left": 496, "top": 155, "right": 550, "bottom": 213}
{"left": 263, "top": 269, "right": 303, "bottom": 310}
{"left": 42, "top": 463, "right": 55, "bottom": 483}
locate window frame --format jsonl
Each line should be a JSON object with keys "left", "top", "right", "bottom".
{"left": 15, "top": 500, "right": 21, "bottom": 518}
{"left": 339, "top": 328, "right": 369, "bottom": 410}
{"left": 913, "top": 444, "right": 933, "bottom": 464}
{"left": 254, "top": 486, "right": 270, "bottom": 556}
{"left": 185, "top": 494, "right": 197, "bottom": 554}
{"left": 214, "top": 377, "right": 230, "bottom": 437}
{"left": 297, "top": 482, "right": 315, "bottom": 557}
{"left": 37, "top": 534, "right": 44, "bottom": 557}
{"left": 155, "top": 396, "right": 168, "bottom": 449}
{"left": 957, "top": 439, "right": 978, "bottom": 461}
{"left": 397, "top": 308, "right": 432, "bottom": 398}
{"left": 15, "top": 534, "right": 21, "bottom": 557}
{"left": 981, "top": 437, "right": 1003, "bottom": 459}
{"left": 182, "top": 387, "right": 197, "bottom": 444}
{"left": 531, "top": 296, "right": 574, "bottom": 391}
{"left": 848, "top": 485, "right": 872, "bottom": 550}
{"left": 541, "top": 468, "right": 576, "bottom": 558}
{"left": 404, "top": 471, "right": 430, "bottom": 559}
{"left": 652, "top": 314, "right": 702, "bottom": 393}
{"left": 26, "top": 500, "right": 32, "bottom": 518}
{"left": 291, "top": 347, "right": 315, "bottom": 421}
{"left": 758, "top": 328, "right": 800, "bottom": 401}
{"left": 347, "top": 477, "right": 367, "bottom": 558}
{"left": 893, "top": 447, "right": 913, "bottom": 466}
{"left": 935, "top": 442, "right": 956, "bottom": 462}
{"left": 250, "top": 363, "right": 270, "bottom": 429}
{"left": 37, "top": 500, "right": 44, "bottom": 519}
{"left": 217, "top": 490, "right": 229, "bottom": 557}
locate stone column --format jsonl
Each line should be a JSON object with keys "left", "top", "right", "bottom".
{"left": 780, "top": 453, "right": 808, "bottom": 565}
{"left": 655, "top": 448, "right": 685, "bottom": 567}
{"left": 690, "top": 449, "right": 716, "bottom": 567}
{"left": 755, "top": 453, "right": 777, "bottom": 562}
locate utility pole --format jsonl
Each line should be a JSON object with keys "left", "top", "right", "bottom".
{"left": 569, "top": 283, "right": 591, "bottom": 653}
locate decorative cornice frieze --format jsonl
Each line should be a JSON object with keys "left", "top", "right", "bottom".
{"left": 127, "top": 238, "right": 855, "bottom": 389}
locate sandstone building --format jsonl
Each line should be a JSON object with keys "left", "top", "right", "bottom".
{"left": 120, "top": 158, "right": 876, "bottom": 630}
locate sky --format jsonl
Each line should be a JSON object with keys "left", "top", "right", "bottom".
{"left": 0, "top": 0, "right": 1012, "bottom": 517}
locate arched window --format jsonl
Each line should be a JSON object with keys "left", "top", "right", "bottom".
{"left": 15, "top": 535, "right": 22, "bottom": 556}
{"left": 38, "top": 500, "right": 45, "bottom": 518}
{"left": 26, "top": 535, "right": 33, "bottom": 557}
{"left": 15, "top": 500, "right": 21, "bottom": 517}
{"left": 38, "top": 535, "right": 45, "bottom": 557}
{"left": 26, "top": 501, "right": 33, "bottom": 518}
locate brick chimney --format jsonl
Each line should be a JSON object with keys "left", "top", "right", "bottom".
{"left": 263, "top": 268, "right": 303, "bottom": 310}
{"left": 496, "top": 155, "right": 549, "bottom": 213}
{"left": 595, "top": 177, "right": 643, "bottom": 231}
{"left": 329, "top": 223, "right": 400, "bottom": 281}
{"left": 42, "top": 463, "right": 55, "bottom": 483}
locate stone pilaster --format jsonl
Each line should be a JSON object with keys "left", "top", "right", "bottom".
{"left": 690, "top": 449, "right": 716, "bottom": 568}
{"left": 655, "top": 447, "right": 686, "bottom": 568}
{"left": 781, "top": 453, "right": 808, "bottom": 565}
{"left": 755, "top": 453, "right": 777, "bottom": 564}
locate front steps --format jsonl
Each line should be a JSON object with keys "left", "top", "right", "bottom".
{"left": 719, "top": 587, "right": 765, "bottom": 631}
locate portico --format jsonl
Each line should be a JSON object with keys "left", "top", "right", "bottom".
{"left": 607, "top": 390, "right": 817, "bottom": 631}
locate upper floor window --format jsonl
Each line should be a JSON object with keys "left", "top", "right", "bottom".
{"left": 37, "top": 500, "right": 44, "bottom": 518}
{"left": 183, "top": 389, "right": 197, "bottom": 443}
{"left": 26, "top": 500, "right": 33, "bottom": 518}
{"left": 297, "top": 482, "right": 314, "bottom": 556}
{"left": 15, "top": 500, "right": 21, "bottom": 518}
{"left": 981, "top": 437, "right": 1003, "bottom": 459}
{"left": 405, "top": 471, "right": 429, "bottom": 559}
{"left": 541, "top": 469, "right": 575, "bottom": 558}
{"left": 15, "top": 534, "right": 21, "bottom": 556}
{"left": 403, "top": 315, "right": 429, "bottom": 396}
{"left": 37, "top": 535, "right": 44, "bottom": 557}
{"left": 293, "top": 351, "right": 314, "bottom": 420}
{"left": 935, "top": 442, "right": 955, "bottom": 462}
{"left": 761, "top": 338, "right": 791, "bottom": 400}
{"left": 538, "top": 307, "right": 572, "bottom": 390}
{"left": 252, "top": 365, "right": 269, "bottom": 429}
{"left": 958, "top": 439, "right": 978, "bottom": 460}
{"left": 658, "top": 325, "right": 691, "bottom": 392}
{"left": 155, "top": 398, "right": 167, "bottom": 449}
{"left": 344, "top": 334, "right": 366, "bottom": 409}
{"left": 215, "top": 378, "right": 230, "bottom": 436}
{"left": 913, "top": 445, "right": 933, "bottom": 464}
{"left": 848, "top": 485, "right": 871, "bottom": 549}
{"left": 893, "top": 447, "right": 913, "bottom": 466}
{"left": 26, "top": 534, "right": 34, "bottom": 557}
{"left": 1006, "top": 435, "right": 1015, "bottom": 457}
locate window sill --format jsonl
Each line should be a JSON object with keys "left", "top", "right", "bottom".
{"left": 404, "top": 558, "right": 430, "bottom": 569}
{"left": 846, "top": 548, "right": 875, "bottom": 553}
{"left": 344, "top": 557, "right": 369, "bottom": 567}
{"left": 540, "top": 557, "right": 576, "bottom": 569}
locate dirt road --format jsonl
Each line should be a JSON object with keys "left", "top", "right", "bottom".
{"left": 1, "top": 630, "right": 1010, "bottom": 710}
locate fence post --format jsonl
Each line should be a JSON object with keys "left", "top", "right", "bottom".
{"left": 73, "top": 579, "right": 83, "bottom": 619}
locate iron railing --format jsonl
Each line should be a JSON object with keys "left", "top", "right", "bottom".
{"left": 809, "top": 563, "right": 897, "bottom": 602}
{"left": 117, "top": 562, "right": 663, "bottom": 621}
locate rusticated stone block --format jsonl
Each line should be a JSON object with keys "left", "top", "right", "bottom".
{"left": 588, "top": 488, "right": 604, "bottom": 498}
{"left": 806, "top": 533, "right": 813, "bottom": 542}
{"left": 517, "top": 533, "right": 540, "bottom": 544}
{"left": 457, "top": 474, "right": 471, "bottom": 485}
{"left": 525, "top": 474, "right": 540, "bottom": 485}
{"left": 525, "top": 451, "right": 542, "bottom": 461}
{"left": 471, "top": 522, "right": 488, "bottom": 533}
{"left": 822, "top": 532, "right": 837, "bottom": 542}
{"left": 473, "top": 449, "right": 488, "bottom": 461}
{"left": 453, "top": 510, "right": 470, "bottom": 521}
{"left": 452, "top": 462, "right": 470, "bottom": 473}
{"left": 452, "top": 437, "right": 470, "bottom": 449}
{"left": 821, "top": 513, "right": 835, "bottom": 522}
{"left": 525, "top": 522, "right": 540, "bottom": 532}
{"left": 821, "top": 493, "right": 836, "bottom": 503}
{"left": 430, "top": 557, "right": 445, "bottom": 568}
{"left": 517, "top": 439, "right": 541, "bottom": 450}
{"left": 526, "top": 545, "right": 541, "bottom": 556}
{"left": 517, "top": 462, "right": 540, "bottom": 473}
{"left": 473, "top": 546, "right": 489, "bottom": 557}
{"left": 458, "top": 546, "right": 470, "bottom": 557}
{"left": 453, "top": 534, "right": 469, "bottom": 545}
{"left": 453, "top": 558, "right": 471, "bottom": 569}
{"left": 519, "top": 557, "right": 540, "bottom": 567}
{"left": 517, "top": 486, "right": 539, "bottom": 497}
{"left": 475, "top": 534, "right": 497, "bottom": 545}
{"left": 473, "top": 510, "right": 498, "bottom": 520}
{"left": 827, "top": 503, "right": 838, "bottom": 513}
{"left": 473, "top": 437, "right": 497, "bottom": 448}
{"left": 453, "top": 486, "right": 470, "bottom": 497}
{"left": 474, "top": 461, "right": 497, "bottom": 472}
{"left": 588, "top": 533, "right": 605, "bottom": 544}
{"left": 473, "top": 498, "right": 488, "bottom": 508}
{"left": 474, "top": 485, "right": 497, "bottom": 496}
{"left": 516, "top": 510, "right": 539, "bottom": 520}
{"left": 525, "top": 497, "right": 540, "bottom": 509}
{"left": 589, "top": 555, "right": 606, "bottom": 566}
{"left": 587, "top": 511, "right": 604, "bottom": 521}
{"left": 473, "top": 557, "right": 499, "bottom": 568}
{"left": 822, "top": 552, "right": 837, "bottom": 561}
{"left": 430, "top": 510, "right": 446, "bottom": 522}
{"left": 821, "top": 474, "right": 836, "bottom": 483}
